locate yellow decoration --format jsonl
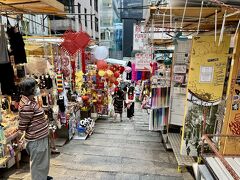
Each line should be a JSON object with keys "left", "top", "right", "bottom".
{"left": 98, "top": 70, "right": 105, "bottom": 77}
{"left": 107, "top": 70, "right": 113, "bottom": 77}
{"left": 75, "top": 70, "right": 84, "bottom": 91}
{"left": 180, "top": 35, "right": 231, "bottom": 156}
{"left": 220, "top": 33, "right": 240, "bottom": 155}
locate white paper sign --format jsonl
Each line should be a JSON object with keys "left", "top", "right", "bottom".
{"left": 200, "top": 66, "right": 214, "bottom": 82}
{"left": 135, "top": 52, "right": 152, "bottom": 70}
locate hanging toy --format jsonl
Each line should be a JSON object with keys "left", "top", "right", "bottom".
{"left": 56, "top": 71, "right": 64, "bottom": 93}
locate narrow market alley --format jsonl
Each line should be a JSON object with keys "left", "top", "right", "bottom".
{"left": 1, "top": 107, "right": 192, "bottom": 180}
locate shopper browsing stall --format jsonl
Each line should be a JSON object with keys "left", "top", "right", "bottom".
{"left": 126, "top": 86, "right": 135, "bottom": 120}
{"left": 18, "top": 78, "right": 52, "bottom": 180}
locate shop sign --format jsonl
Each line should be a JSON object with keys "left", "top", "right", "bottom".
{"left": 173, "top": 65, "right": 187, "bottom": 73}
{"left": 133, "top": 24, "right": 147, "bottom": 51}
{"left": 173, "top": 75, "right": 185, "bottom": 83}
{"left": 135, "top": 51, "right": 152, "bottom": 71}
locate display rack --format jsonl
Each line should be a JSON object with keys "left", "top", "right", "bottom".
{"left": 149, "top": 62, "right": 171, "bottom": 132}
{"left": 0, "top": 112, "right": 21, "bottom": 169}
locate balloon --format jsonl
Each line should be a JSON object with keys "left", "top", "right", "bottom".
{"left": 114, "top": 81, "right": 119, "bottom": 86}
{"left": 114, "top": 71, "right": 120, "bottom": 78}
{"left": 107, "top": 70, "right": 113, "bottom": 77}
{"left": 94, "top": 46, "right": 109, "bottom": 60}
{"left": 97, "top": 60, "right": 108, "bottom": 70}
{"left": 98, "top": 70, "right": 105, "bottom": 77}
{"left": 125, "top": 66, "right": 132, "bottom": 73}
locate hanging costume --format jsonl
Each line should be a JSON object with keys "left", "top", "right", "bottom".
{"left": 0, "top": 25, "right": 15, "bottom": 95}
{"left": 7, "top": 23, "right": 27, "bottom": 65}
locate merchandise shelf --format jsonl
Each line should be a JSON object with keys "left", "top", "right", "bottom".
{"left": 0, "top": 131, "right": 19, "bottom": 144}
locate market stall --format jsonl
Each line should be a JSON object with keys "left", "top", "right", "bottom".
{"left": 143, "top": 0, "right": 240, "bottom": 177}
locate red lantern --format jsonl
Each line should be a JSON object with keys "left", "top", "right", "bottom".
{"left": 110, "top": 66, "right": 115, "bottom": 72}
{"left": 97, "top": 60, "right": 108, "bottom": 70}
{"left": 114, "top": 71, "right": 120, "bottom": 78}
{"left": 114, "top": 81, "right": 119, "bottom": 86}
{"left": 115, "top": 64, "right": 120, "bottom": 70}
{"left": 110, "top": 76, "right": 116, "bottom": 83}
{"left": 104, "top": 72, "right": 109, "bottom": 78}
{"left": 119, "top": 66, "right": 124, "bottom": 74}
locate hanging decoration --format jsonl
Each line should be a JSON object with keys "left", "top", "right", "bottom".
{"left": 71, "top": 59, "right": 76, "bottom": 90}
{"left": 97, "top": 60, "right": 108, "bottom": 70}
{"left": 109, "top": 76, "right": 116, "bottom": 83}
{"left": 114, "top": 71, "right": 120, "bottom": 78}
{"left": 75, "top": 31, "right": 91, "bottom": 49}
{"left": 119, "top": 66, "right": 125, "bottom": 74}
{"left": 114, "top": 81, "right": 119, "bottom": 86}
{"left": 56, "top": 71, "right": 64, "bottom": 93}
{"left": 60, "top": 29, "right": 91, "bottom": 74}
{"left": 60, "top": 30, "right": 79, "bottom": 56}
{"left": 107, "top": 70, "right": 114, "bottom": 76}
{"left": 81, "top": 49, "right": 87, "bottom": 74}
{"left": 98, "top": 70, "right": 105, "bottom": 77}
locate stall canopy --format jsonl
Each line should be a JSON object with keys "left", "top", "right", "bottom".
{"left": 0, "top": 0, "right": 64, "bottom": 14}
{"left": 145, "top": 0, "right": 240, "bottom": 33}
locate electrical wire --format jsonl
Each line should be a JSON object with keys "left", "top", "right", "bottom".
{"left": 215, "top": 9, "right": 217, "bottom": 42}
{"left": 197, "top": 1, "right": 204, "bottom": 35}
{"left": 218, "top": 10, "right": 226, "bottom": 46}
{"left": 181, "top": 0, "right": 188, "bottom": 29}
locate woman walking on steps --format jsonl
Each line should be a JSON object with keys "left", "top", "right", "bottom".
{"left": 126, "top": 86, "right": 135, "bottom": 120}
{"left": 113, "top": 88, "right": 124, "bottom": 122}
